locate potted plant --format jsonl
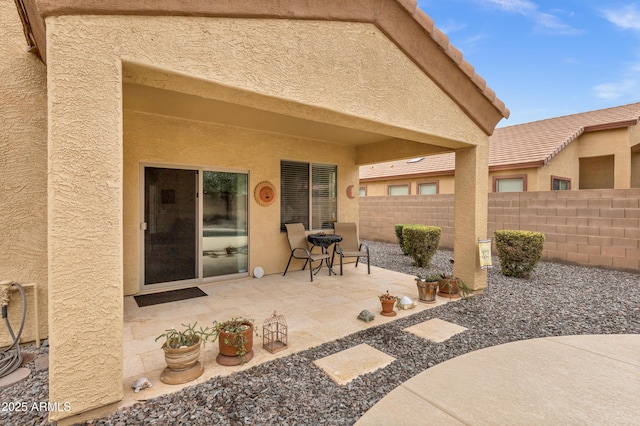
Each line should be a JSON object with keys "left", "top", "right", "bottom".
{"left": 155, "top": 322, "right": 214, "bottom": 384}
{"left": 212, "top": 317, "right": 257, "bottom": 366}
{"left": 437, "top": 274, "right": 472, "bottom": 300}
{"left": 379, "top": 291, "right": 398, "bottom": 317}
{"left": 415, "top": 273, "right": 440, "bottom": 303}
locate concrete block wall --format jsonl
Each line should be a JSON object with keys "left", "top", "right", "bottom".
{"left": 359, "top": 194, "right": 456, "bottom": 248}
{"left": 359, "top": 189, "right": 640, "bottom": 273}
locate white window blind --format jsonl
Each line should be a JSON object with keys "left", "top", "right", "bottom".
{"left": 496, "top": 178, "right": 524, "bottom": 192}
{"left": 280, "top": 161, "right": 309, "bottom": 231}
{"left": 312, "top": 163, "right": 337, "bottom": 230}
{"left": 418, "top": 183, "right": 437, "bottom": 195}
{"left": 389, "top": 185, "right": 409, "bottom": 196}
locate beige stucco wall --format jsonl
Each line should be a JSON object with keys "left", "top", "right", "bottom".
{"left": 123, "top": 110, "right": 358, "bottom": 295}
{"left": 630, "top": 124, "right": 640, "bottom": 188}
{"left": 579, "top": 128, "right": 631, "bottom": 189}
{"left": 362, "top": 175, "right": 455, "bottom": 196}
{"left": 0, "top": 0, "right": 48, "bottom": 346}
{"left": 44, "top": 14, "right": 489, "bottom": 420}
{"left": 537, "top": 140, "right": 580, "bottom": 190}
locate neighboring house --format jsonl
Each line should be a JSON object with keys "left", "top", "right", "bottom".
{"left": 1, "top": 0, "right": 508, "bottom": 420}
{"left": 360, "top": 102, "right": 640, "bottom": 195}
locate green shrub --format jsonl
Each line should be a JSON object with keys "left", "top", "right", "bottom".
{"left": 402, "top": 225, "right": 441, "bottom": 267}
{"left": 394, "top": 224, "right": 412, "bottom": 255}
{"left": 494, "top": 230, "right": 545, "bottom": 278}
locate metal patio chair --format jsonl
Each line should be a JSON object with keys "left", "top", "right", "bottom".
{"left": 331, "top": 222, "right": 370, "bottom": 275}
{"left": 283, "top": 223, "right": 330, "bottom": 282}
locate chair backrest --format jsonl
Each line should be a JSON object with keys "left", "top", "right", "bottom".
{"left": 333, "top": 222, "right": 359, "bottom": 251}
{"left": 284, "top": 223, "right": 309, "bottom": 251}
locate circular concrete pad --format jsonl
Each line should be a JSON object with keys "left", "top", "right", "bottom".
{"left": 0, "top": 367, "right": 31, "bottom": 389}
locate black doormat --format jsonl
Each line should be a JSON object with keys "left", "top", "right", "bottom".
{"left": 134, "top": 287, "right": 207, "bottom": 307}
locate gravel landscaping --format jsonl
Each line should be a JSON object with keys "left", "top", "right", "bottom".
{"left": 3, "top": 240, "right": 639, "bottom": 425}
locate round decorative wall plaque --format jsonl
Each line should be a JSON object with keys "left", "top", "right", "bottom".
{"left": 346, "top": 185, "right": 356, "bottom": 199}
{"left": 254, "top": 181, "right": 276, "bottom": 206}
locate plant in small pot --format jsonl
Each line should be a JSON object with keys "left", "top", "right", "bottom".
{"left": 437, "top": 274, "right": 472, "bottom": 300}
{"left": 379, "top": 291, "right": 399, "bottom": 317}
{"left": 212, "top": 317, "right": 258, "bottom": 366}
{"left": 155, "top": 322, "right": 214, "bottom": 385}
{"left": 415, "top": 273, "right": 440, "bottom": 304}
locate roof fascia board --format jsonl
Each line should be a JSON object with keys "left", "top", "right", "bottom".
{"left": 584, "top": 119, "right": 638, "bottom": 133}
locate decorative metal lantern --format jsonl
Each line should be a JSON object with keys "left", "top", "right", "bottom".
{"left": 263, "top": 311, "right": 288, "bottom": 353}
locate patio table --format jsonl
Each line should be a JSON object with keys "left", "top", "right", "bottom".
{"left": 307, "top": 233, "right": 342, "bottom": 275}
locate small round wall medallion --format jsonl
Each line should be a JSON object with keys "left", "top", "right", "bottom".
{"left": 346, "top": 185, "right": 356, "bottom": 199}
{"left": 254, "top": 181, "right": 276, "bottom": 206}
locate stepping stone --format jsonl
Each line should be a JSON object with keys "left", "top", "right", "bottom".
{"left": 35, "top": 355, "right": 49, "bottom": 371}
{"left": 0, "top": 367, "right": 31, "bottom": 389}
{"left": 404, "top": 318, "right": 467, "bottom": 343}
{"left": 313, "top": 343, "right": 395, "bottom": 385}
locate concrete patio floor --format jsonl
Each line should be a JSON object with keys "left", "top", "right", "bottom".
{"left": 69, "top": 264, "right": 452, "bottom": 423}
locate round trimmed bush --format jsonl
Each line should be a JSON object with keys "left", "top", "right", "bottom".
{"left": 402, "top": 225, "right": 441, "bottom": 267}
{"left": 494, "top": 230, "right": 545, "bottom": 278}
{"left": 394, "top": 224, "right": 412, "bottom": 255}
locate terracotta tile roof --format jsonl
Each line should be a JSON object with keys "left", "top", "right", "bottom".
{"left": 360, "top": 102, "right": 640, "bottom": 180}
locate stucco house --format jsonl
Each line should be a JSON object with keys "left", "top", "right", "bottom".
{"left": 1, "top": 0, "right": 508, "bottom": 420}
{"left": 360, "top": 102, "right": 640, "bottom": 195}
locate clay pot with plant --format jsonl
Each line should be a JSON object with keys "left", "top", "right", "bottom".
{"left": 379, "top": 291, "right": 398, "bottom": 317}
{"left": 416, "top": 273, "right": 440, "bottom": 303}
{"left": 437, "top": 274, "right": 472, "bottom": 300}
{"left": 212, "top": 317, "right": 258, "bottom": 366}
{"left": 155, "top": 322, "right": 215, "bottom": 384}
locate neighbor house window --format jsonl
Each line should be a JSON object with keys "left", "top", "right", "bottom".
{"left": 493, "top": 175, "right": 527, "bottom": 192}
{"left": 418, "top": 182, "right": 438, "bottom": 195}
{"left": 388, "top": 184, "right": 409, "bottom": 196}
{"left": 551, "top": 176, "right": 571, "bottom": 190}
{"left": 359, "top": 186, "right": 367, "bottom": 196}
{"left": 280, "top": 161, "right": 337, "bottom": 231}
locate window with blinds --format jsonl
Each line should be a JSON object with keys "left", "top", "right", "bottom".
{"left": 280, "top": 161, "right": 336, "bottom": 231}
{"left": 496, "top": 177, "right": 524, "bottom": 192}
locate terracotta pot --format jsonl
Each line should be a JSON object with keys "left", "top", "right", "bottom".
{"left": 380, "top": 298, "right": 397, "bottom": 317}
{"left": 438, "top": 278, "right": 461, "bottom": 299}
{"left": 218, "top": 322, "right": 254, "bottom": 358}
{"left": 416, "top": 279, "right": 438, "bottom": 303}
{"left": 162, "top": 336, "right": 201, "bottom": 371}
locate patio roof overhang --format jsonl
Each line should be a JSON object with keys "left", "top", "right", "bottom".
{"left": 122, "top": 62, "right": 467, "bottom": 165}
{"left": 15, "top": 0, "right": 509, "bottom": 137}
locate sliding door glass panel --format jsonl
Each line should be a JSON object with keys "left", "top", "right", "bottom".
{"left": 144, "top": 167, "right": 197, "bottom": 284}
{"left": 202, "top": 171, "right": 248, "bottom": 278}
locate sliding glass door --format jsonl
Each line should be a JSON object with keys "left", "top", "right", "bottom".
{"left": 144, "top": 167, "right": 198, "bottom": 285}
{"left": 142, "top": 166, "right": 248, "bottom": 288}
{"left": 202, "top": 171, "right": 248, "bottom": 278}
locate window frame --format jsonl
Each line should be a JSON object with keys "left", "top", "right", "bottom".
{"left": 417, "top": 181, "right": 439, "bottom": 195}
{"left": 280, "top": 160, "right": 337, "bottom": 231}
{"left": 387, "top": 184, "right": 410, "bottom": 196}
{"left": 492, "top": 174, "right": 527, "bottom": 192}
{"left": 551, "top": 175, "right": 571, "bottom": 191}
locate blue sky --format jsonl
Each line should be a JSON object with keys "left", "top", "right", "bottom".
{"left": 417, "top": 0, "right": 640, "bottom": 127}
